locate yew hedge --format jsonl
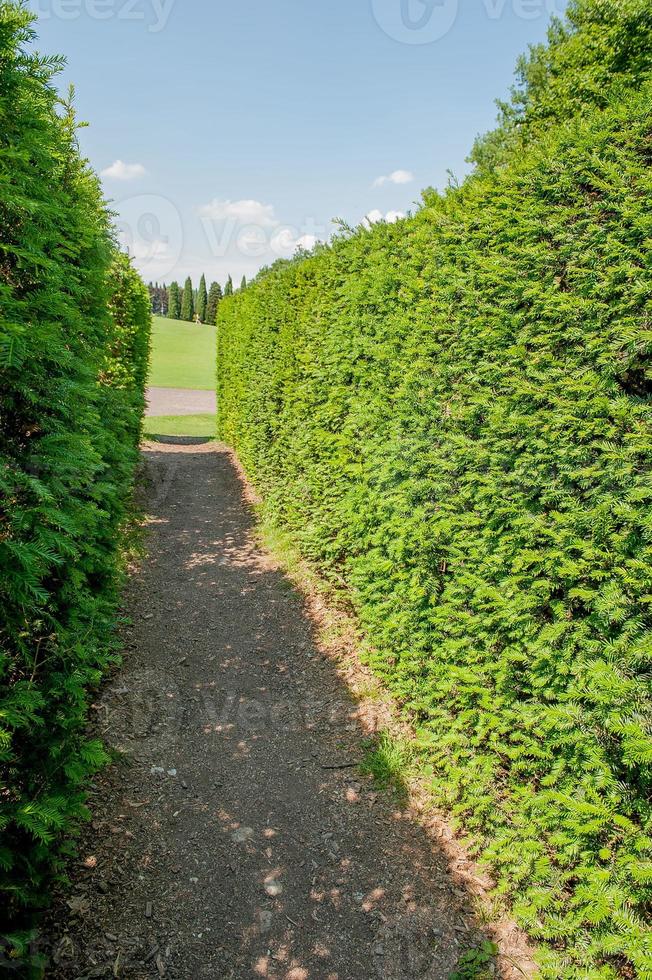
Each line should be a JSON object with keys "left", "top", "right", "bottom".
{"left": 0, "top": 3, "right": 151, "bottom": 934}
{"left": 217, "top": 6, "right": 652, "bottom": 975}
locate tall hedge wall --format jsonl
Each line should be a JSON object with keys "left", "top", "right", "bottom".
{"left": 0, "top": 4, "right": 151, "bottom": 931}
{"left": 217, "top": 14, "right": 652, "bottom": 980}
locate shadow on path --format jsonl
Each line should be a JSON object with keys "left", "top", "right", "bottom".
{"left": 42, "top": 441, "right": 495, "bottom": 980}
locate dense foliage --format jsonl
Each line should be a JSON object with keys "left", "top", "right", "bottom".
{"left": 470, "top": 0, "right": 652, "bottom": 171}
{"left": 196, "top": 273, "right": 208, "bottom": 324}
{"left": 217, "top": 3, "right": 652, "bottom": 976}
{"left": 164, "top": 277, "right": 224, "bottom": 324}
{"left": 167, "top": 279, "right": 180, "bottom": 319}
{"left": 180, "top": 275, "right": 194, "bottom": 322}
{"left": 147, "top": 281, "right": 169, "bottom": 317}
{"left": 162, "top": 275, "right": 222, "bottom": 327}
{"left": 0, "top": 2, "right": 150, "bottom": 933}
{"left": 206, "top": 279, "right": 222, "bottom": 326}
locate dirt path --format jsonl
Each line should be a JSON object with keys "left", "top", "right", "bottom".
{"left": 146, "top": 388, "right": 216, "bottom": 416}
{"left": 43, "top": 440, "right": 496, "bottom": 980}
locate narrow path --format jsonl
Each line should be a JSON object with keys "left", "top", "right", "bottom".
{"left": 146, "top": 387, "right": 216, "bottom": 416}
{"left": 44, "top": 441, "right": 489, "bottom": 979}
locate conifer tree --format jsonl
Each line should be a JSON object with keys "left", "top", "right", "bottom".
{"left": 223, "top": 274, "right": 233, "bottom": 297}
{"left": 148, "top": 282, "right": 167, "bottom": 315}
{"left": 206, "top": 281, "right": 222, "bottom": 325}
{"left": 180, "top": 276, "right": 194, "bottom": 321}
{"left": 168, "top": 281, "right": 181, "bottom": 319}
{"left": 196, "top": 274, "right": 208, "bottom": 323}
{"left": 0, "top": 3, "right": 151, "bottom": 925}
{"left": 215, "top": 17, "right": 652, "bottom": 971}
{"left": 240, "top": 275, "right": 247, "bottom": 291}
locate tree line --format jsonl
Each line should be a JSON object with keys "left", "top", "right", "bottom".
{"left": 148, "top": 273, "right": 247, "bottom": 324}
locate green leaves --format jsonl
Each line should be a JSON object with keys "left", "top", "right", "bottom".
{"left": 216, "top": 39, "right": 652, "bottom": 980}
{"left": 450, "top": 942, "right": 499, "bottom": 980}
{"left": 0, "top": 1, "right": 151, "bottom": 935}
{"left": 0, "top": 331, "right": 26, "bottom": 370}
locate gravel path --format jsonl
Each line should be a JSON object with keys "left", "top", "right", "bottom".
{"left": 42, "top": 440, "right": 498, "bottom": 979}
{"left": 146, "top": 387, "right": 216, "bottom": 416}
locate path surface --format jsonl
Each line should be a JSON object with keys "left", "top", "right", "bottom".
{"left": 44, "top": 441, "right": 491, "bottom": 979}
{"left": 147, "top": 387, "right": 216, "bottom": 416}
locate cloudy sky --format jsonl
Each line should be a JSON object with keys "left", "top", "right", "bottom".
{"left": 29, "top": 0, "right": 564, "bottom": 288}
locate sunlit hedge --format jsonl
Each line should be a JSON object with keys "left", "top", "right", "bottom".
{"left": 0, "top": 3, "right": 151, "bottom": 931}
{"left": 217, "top": 4, "right": 652, "bottom": 974}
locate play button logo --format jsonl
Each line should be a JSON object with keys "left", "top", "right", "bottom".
{"left": 371, "top": 0, "right": 459, "bottom": 43}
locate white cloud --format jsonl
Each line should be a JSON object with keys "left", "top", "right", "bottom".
{"left": 373, "top": 169, "right": 414, "bottom": 188}
{"left": 198, "top": 198, "right": 279, "bottom": 227}
{"left": 363, "top": 209, "right": 405, "bottom": 227}
{"left": 270, "top": 229, "right": 319, "bottom": 256}
{"left": 124, "top": 237, "right": 169, "bottom": 262}
{"left": 101, "top": 159, "right": 147, "bottom": 180}
{"left": 296, "top": 234, "right": 318, "bottom": 251}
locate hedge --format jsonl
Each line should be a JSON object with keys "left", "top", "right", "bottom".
{"left": 216, "top": 5, "right": 652, "bottom": 976}
{"left": 0, "top": 3, "right": 151, "bottom": 935}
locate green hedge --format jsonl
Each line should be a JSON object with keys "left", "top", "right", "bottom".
{"left": 0, "top": 4, "right": 151, "bottom": 932}
{"left": 217, "top": 11, "right": 652, "bottom": 978}
{"left": 470, "top": 0, "right": 652, "bottom": 172}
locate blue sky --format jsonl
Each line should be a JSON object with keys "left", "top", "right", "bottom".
{"left": 29, "top": 0, "right": 566, "bottom": 288}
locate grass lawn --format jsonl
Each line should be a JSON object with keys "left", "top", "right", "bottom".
{"left": 143, "top": 414, "right": 216, "bottom": 438}
{"left": 148, "top": 316, "right": 217, "bottom": 390}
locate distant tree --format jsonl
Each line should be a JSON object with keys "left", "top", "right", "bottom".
{"left": 206, "top": 281, "right": 222, "bottom": 325}
{"left": 148, "top": 281, "right": 168, "bottom": 316}
{"left": 181, "top": 276, "right": 194, "bottom": 321}
{"left": 196, "top": 274, "right": 208, "bottom": 323}
{"left": 168, "top": 281, "right": 181, "bottom": 319}
{"left": 223, "top": 274, "right": 233, "bottom": 297}
{"left": 240, "top": 275, "right": 247, "bottom": 291}
{"left": 159, "top": 282, "right": 168, "bottom": 316}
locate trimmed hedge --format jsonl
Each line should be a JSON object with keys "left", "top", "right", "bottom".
{"left": 217, "top": 9, "right": 652, "bottom": 978}
{"left": 0, "top": 4, "right": 151, "bottom": 932}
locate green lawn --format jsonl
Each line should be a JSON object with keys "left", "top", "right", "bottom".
{"left": 143, "top": 414, "right": 216, "bottom": 438}
{"left": 148, "top": 317, "right": 216, "bottom": 390}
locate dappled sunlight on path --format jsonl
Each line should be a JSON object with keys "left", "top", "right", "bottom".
{"left": 43, "top": 440, "right": 501, "bottom": 979}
